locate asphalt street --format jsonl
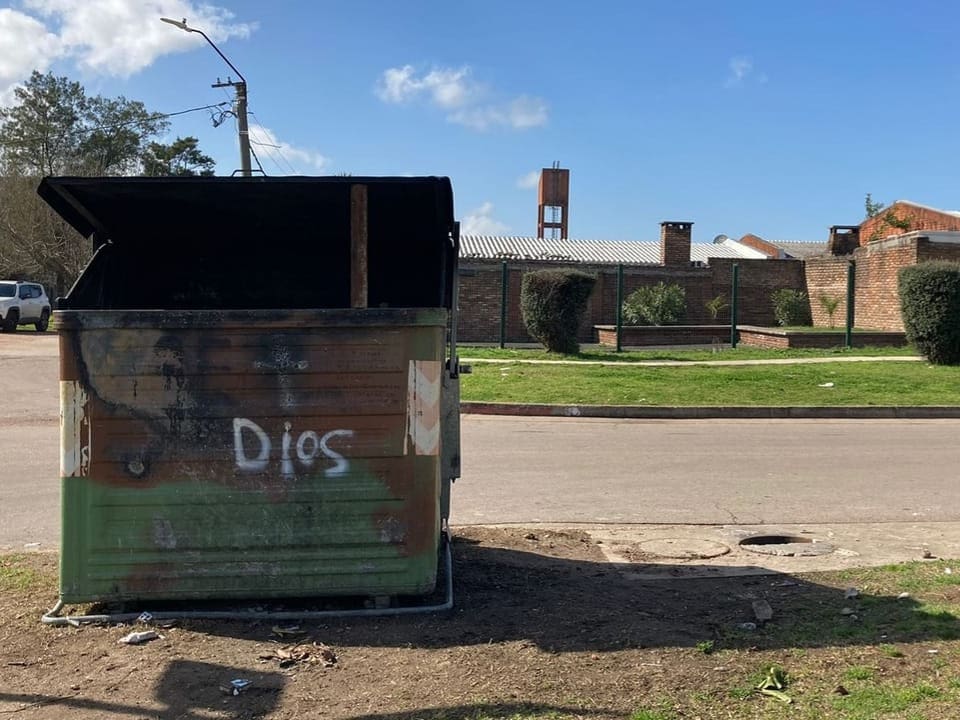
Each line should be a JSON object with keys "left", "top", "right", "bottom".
{"left": 2, "top": 334, "right": 959, "bottom": 550}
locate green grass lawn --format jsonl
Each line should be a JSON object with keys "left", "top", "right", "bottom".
{"left": 461, "top": 359, "right": 957, "bottom": 406}
{"left": 460, "top": 345, "right": 917, "bottom": 363}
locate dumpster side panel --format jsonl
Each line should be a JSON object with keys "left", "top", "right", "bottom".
{"left": 58, "top": 310, "right": 445, "bottom": 603}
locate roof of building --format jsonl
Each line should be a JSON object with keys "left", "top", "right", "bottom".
{"left": 459, "top": 235, "right": 767, "bottom": 265}
{"left": 768, "top": 241, "right": 829, "bottom": 259}
{"left": 894, "top": 200, "right": 960, "bottom": 218}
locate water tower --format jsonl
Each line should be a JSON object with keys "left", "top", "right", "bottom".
{"left": 537, "top": 162, "right": 569, "bottom": 239}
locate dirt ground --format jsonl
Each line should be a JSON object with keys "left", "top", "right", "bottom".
{"left": 2, "top": 527, "right": 960, "bottom": 720}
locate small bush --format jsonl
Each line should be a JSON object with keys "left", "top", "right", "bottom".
{"left": 899, "top": 261, "right": 960, "bottom": 365}
{"left": 520, "top": 268, "right": 596, "bottom": 354}
{"left": 818, "top": 293, "right": 841, "bottom": 327}
{"left": 705, "top": 294, "right": 729, "bottom": 322}
{"left": 623, "top": 282, "right": 686, "bottom": 326}
{"left": 771, "top": 289, "right": 812, "bottom": 326}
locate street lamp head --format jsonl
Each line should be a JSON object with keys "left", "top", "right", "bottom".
{"left": 160, "top": 17, "right": 194, "bottom": 32}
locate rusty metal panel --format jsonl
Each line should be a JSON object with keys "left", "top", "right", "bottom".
{"left": 57, "top": 309, "right": 446, "bottom": 603}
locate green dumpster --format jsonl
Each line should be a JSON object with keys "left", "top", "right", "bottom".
{"left": 40, "top": 176, "right": 461, "bottom": 604}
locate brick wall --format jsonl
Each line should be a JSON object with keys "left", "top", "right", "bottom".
{"left": 805, "top": 257, "right": 850, "bottom": 327}
{"left": 859, "top": 202, "right": 960, "bottom": 246}
{"left": 852, "top": 236, "right": 919, "bottom": 331}
{"left": 458, "top": 257, "right": 807, "bottom": 343}
{"left": 709, "top": 258, "right": 807, "bottom": 326}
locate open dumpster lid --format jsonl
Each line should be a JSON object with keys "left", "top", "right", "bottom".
{"left": 39, "top": 176, "right": 457, "bottom": 311}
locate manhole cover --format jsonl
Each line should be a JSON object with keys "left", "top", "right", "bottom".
{"left": 634, "top": 538, "right": 731, "bottom": 560}
{"left": 738, "top": 534, "right": 834, "bottom": 557}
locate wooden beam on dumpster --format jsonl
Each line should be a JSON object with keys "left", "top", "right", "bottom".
{"left": 350, "top": 184, "right": 369, "bottom": 308}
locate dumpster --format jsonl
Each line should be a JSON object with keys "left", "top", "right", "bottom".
{"left": 39, "top": 176, "right": 461, "bottom": 605}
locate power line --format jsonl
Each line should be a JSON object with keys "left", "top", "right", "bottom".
{"left": 0, "top": 101, "right": 232, "bottom": 147}
{"left": 247, "top": 110, "right": 299, "bottom": 175}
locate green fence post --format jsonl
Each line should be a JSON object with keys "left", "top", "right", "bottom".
{"left": 499, "top": 261, "right": 508, "bottom": 349}
{"left": 730, "top": 263, "right": 740, "bottom": 349}
{"left": 845, "top": 260, "right": 856, "bottom": 349}
{"left": 616, "top": 264, "right": 624, "bottom": 353}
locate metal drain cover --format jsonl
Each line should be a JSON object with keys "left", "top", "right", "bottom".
{"left": 635, "top": 538, "right": 731, "bottom": 560}
{"left": 738, "top": 534, "right": 834, "bottom": 557}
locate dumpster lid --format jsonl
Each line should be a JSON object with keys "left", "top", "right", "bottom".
{"left": 39, "top": 176, "right": 458, "bottom": 311}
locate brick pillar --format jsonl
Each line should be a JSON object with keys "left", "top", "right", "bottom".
{"left": 660, "top": 221, "right": 693, "bottom": 267}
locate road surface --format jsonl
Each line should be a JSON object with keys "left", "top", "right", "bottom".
{"left": 2, "top": 334, "right": 959, "bottom": 548}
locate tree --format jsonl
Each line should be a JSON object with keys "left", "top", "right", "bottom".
{"left": 864, "top": 193, "right": 885, "bottom": 219}
{"left": 142, "top": 136, "right": 216, "bottom": 176}
{"left": 0, "top": 176, "right": 88, "bottom": 297}
{"left": 0, "top": 71, "right": 169, "bottom": 176}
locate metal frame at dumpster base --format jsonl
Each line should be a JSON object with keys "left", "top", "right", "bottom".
{"left": 42, "top": 532, "right": 453, "bottom": 626}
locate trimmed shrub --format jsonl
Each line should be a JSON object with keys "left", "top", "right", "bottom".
{"left": 622, "top": 282, "right": 686, "bottom": 326}
{"left": 771, "top": 289, "right": 812, "bottom": 326}
{"left": 520, "top": 268, "right": 596, "bottom": 353}
{"left": 899, "top": 261, "right": 960, "bottom": 365}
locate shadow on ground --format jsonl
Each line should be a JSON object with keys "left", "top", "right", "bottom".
{"left": 85, "top": 532, "right": 960, "bottom": 654}
{"left": 0, "top": 660, "right": 284, "bottom": 719}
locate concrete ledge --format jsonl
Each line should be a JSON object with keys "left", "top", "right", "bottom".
{"left": 461, "top": 402, "right": 960, "bottom": 419}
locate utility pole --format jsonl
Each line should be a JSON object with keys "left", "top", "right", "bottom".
{"left": 212, "top": 77, "right": 252, "bottom": 177}
{"left": 161, "top": 17, "right": 252, "bottom": 177}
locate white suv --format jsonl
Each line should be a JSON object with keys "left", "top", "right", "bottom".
{"left": 0, "top": 281, "right": 52, "bottom": 332}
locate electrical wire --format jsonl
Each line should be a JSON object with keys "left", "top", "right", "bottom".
{"left": 247, "top": 110, "right": 300, "bottom": 175}
{"left": 0, "top": 102, "right": 232, "bottom": 147}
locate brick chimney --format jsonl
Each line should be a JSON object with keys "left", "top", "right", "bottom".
{"left": 660, "top": 221, "right": 693, "bottom": 266}
{"left": 827, "top": 225, "right": 860, "bottom": 255}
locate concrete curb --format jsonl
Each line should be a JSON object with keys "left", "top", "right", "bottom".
{"left": 461, "top": 402, "right": 960, "bottom": 419}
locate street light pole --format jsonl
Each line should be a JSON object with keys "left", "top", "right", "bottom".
{"left": 161, "top": 17, "right": 252, "bottom": 177}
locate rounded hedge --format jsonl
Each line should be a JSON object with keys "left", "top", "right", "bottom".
{"left": 898, "top": 261, "right": 960, "bottom": 365}
{"left": 520, "top": 268, "right": 596, "bottom": 354}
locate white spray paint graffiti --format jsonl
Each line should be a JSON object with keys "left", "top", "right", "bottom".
{"left": 233, "top": 418, "right": 354, "bottom": 479}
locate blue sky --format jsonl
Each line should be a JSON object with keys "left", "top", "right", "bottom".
{"left": 3, "top": 1, "right": 959, "bottom": 242}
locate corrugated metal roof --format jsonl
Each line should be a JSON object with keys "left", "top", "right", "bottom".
{"left": 460, "top": 235, "right": 765, "bottom": 265}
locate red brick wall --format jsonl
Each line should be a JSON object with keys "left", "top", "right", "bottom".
{"left": 457, "top": 257, "right": 808, "bottom": 343}
{"left": 805, "top": 257, "right": 850, "bottom": 327}
{"left": 860, "top": 203, "right": 960, "bottom": 245}
{"left": 852, "top": 237, "right": 919, "bottom": 331}
{"left": 708, "top": 258, "right": 807, "bottom": 326}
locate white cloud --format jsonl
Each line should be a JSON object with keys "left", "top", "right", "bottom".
{"left": 725, "top": 56, "right": 766, "bottom": 88}
{"left": 462, "top": 201, "right": 511, "bottom": 235}
{"left": 248, "top": 124, "right": 329, "bottom": 174}
{"left": 0, "top": 9, "right": 61, "bottom": 104}
{"left": 516, "top": 170, "right": 540, "bottom": 190}
{"left": 376, "top": 64, "right": 548, "bottom": 131}
{"left": 0, "top": 1, "right": 255, "bottom": 100}
{"left": 376, "top": 64, "right": 476, "bottom": 109}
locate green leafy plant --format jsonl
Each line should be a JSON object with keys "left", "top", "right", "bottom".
{"left": 771, "top": 289, "right": 812, "bottom": 327}
{"left": 622, "top": 282, "right": 686, "bottom": 326}
{"left": 705, "top": 294, "right": 729, "bottom": 322}
{"left": 520, "top": 268, "right": 596, "bottom": 354}
{"left": 818, "top": 293, "right": 841, "bottom": 327}
{"left": 695, "top": 640, "right": 716, "bottom": 654}
{"left": 756, "top": 665, "right": 792, "bottom": 704}
{"left": 899, "top": 261, "right": 960, "bottom": 365}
